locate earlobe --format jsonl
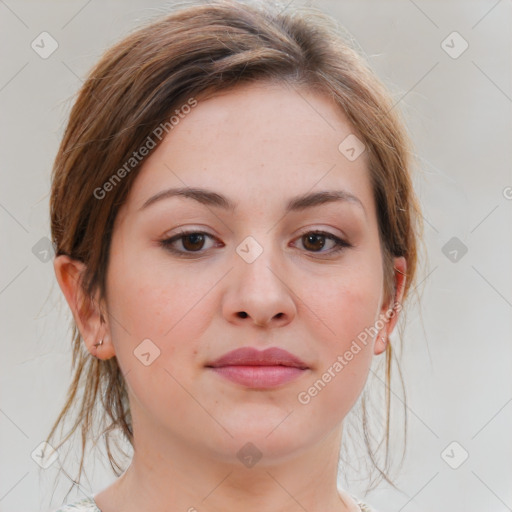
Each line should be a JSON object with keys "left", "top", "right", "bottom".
{"left": 53, "top": 255, "right": 115, "bottom": 359}
{"left": 374, "top": 335, "right": 388, "bottom": 356}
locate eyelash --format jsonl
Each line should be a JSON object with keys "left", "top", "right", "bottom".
{"left": 158, "top": 229, "right": 352, "bottom": 258}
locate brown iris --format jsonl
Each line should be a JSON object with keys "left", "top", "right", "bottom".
{"left": 301, "top": 233, "right": 326, "bottom": 252}
{"left": 181, "top": 233, "right": 206, "bottom": 251}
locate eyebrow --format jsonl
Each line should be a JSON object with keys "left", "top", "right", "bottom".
{"left": 139, "top": 187, "right": 366, "bottom": 216}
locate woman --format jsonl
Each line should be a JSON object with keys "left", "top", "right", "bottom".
{"left": 47, "top": 0, "right": 422, "bottom": 510}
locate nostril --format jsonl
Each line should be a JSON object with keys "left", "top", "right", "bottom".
{"left": 238, "top": 311, "right": 248, "bottom": 318}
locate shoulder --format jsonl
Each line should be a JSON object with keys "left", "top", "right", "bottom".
{"left": 52, "top": 496, "right": 101, "bottom": 512}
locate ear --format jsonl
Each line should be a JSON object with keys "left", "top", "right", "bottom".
{"left": 374, "top": 256, "right": 407, "bottom": 356}
{"left": 53, "top": 255, "right": 115, "bottom": 360}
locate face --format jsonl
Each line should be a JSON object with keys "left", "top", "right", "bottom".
{"left": 91, "top": 81, "right": 404, "bottom": 462}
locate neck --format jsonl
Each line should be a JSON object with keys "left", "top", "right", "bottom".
{"left": 96, "top": 416, "right": 358, "bottom": 512}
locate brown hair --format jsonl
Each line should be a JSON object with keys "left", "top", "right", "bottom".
{"left": 47, "top": 0, "right": 423, "bottom": 498}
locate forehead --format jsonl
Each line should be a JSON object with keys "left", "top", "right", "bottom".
{"left": 120, "top": 81, "right": 374, "bottom": 220}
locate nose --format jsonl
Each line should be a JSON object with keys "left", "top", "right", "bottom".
{"left": 222, "top": 244, "right": 297, "bottom": 329}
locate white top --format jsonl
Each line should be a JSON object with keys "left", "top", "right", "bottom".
{"left": 52, "top": 494, "right": 378, "bottom": 511}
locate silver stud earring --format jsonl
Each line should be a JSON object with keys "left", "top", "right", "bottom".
{"left": 94, "top": 339, "right": 103, "bottom": 347}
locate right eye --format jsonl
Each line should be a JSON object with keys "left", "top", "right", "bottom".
{"left": 159, "top": 230, "right": 221, "bottom": 257}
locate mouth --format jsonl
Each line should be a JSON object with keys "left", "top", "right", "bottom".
{"left": 207, "top": 365, "right": 307, "bottom": 388}
{"left": 205, "top": 346, "right": 309, "bottom": 389}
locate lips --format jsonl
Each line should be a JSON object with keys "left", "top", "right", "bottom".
{"left": 205, "top": 347, "right": 309, "bottom": 389}
{"left": 206, "top": 347, "right": 309, "bottom": 369}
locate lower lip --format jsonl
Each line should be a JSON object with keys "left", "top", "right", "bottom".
{"left": 208, "top": 365, "right": 307, "bottom": 388}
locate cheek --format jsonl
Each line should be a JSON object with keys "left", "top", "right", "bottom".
{"left": 106, "top": 254, "right": 221, "bottom": 375}
{"left": 296, "top": 255, "right": 383, "bottom": 346}
{"left": 106, "top": 260, "right": 219, "bottom": 418}
{"left": 109, "top": 250, "right": 207, "bottom": 333}
{"left": 294, "top": 256, "right": 383, "bottom": 413}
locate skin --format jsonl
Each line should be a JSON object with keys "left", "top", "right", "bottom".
{"left": 54, "top": 80, "right": 406, "bottom": 512}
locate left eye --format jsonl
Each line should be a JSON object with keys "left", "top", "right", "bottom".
{"left": 293, "top": 231, "right": 351, "bottom": 254}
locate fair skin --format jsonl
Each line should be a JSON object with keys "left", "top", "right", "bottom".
{"left": 54, "top": 81, "right": 406, "bottom": 512}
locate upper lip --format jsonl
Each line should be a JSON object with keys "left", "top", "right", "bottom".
{"left": 206, "top": 347, "right": 309, "bottom": 369}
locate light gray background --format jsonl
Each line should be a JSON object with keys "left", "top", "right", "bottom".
{"left": 1, "top": 1, "right": 511, "bottom": 511}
